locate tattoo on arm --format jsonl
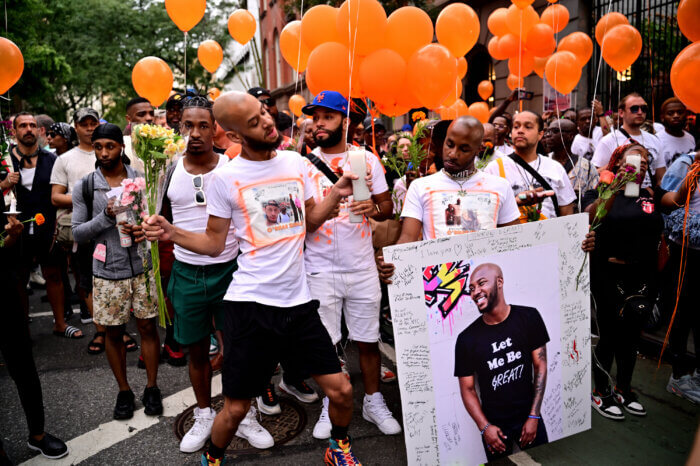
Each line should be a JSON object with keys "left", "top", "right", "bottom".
{"left": 531, "top": 346, "right": 547, "bottom": 416}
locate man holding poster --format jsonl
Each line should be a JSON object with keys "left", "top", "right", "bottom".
{"left": 455, "top": 263, "right": 550, "bottom": 460}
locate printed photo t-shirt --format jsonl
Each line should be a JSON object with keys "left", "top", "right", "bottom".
{"left": 304, "top": 148, "right": 389, "bottom": 273}
{"left": 207, "top": 150, "right": 314, "bottom": 307}
{"left": 401, "top": 170, "right": 520, "bottom": 240}
{"left": 454, "top": 305, "right": 550, "bottom": 425}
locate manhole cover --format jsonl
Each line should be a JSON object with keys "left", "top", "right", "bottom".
{"left": 173, "top": 395, "right": 307, "bottom": 455}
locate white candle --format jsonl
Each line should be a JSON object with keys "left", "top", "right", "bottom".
{"left": 116, "top": 211, "right": 132, "bottom": 248}
{"left": 624, "top": 154, "right": 641, "bottom": 197}
{"left": 9, "top": 198, "right": 17, "bottom": 212}
{"left": 348, "top": 150, "right": 370, "bottom": 224}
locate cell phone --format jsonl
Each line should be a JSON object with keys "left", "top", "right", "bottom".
{"left": 518, "top": 89, "right": 534, "bottom": 100}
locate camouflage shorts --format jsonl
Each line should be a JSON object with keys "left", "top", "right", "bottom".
{"left": 93, "top": 273, "right": 158, "bottom": 326}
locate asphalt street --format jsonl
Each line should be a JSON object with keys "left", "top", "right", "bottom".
{"left": 0, "top": 285, "right": 698, "bottom": 465}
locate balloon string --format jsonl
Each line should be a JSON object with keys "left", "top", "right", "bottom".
{"left": 345, "top": 0, "right": 361, "bottom": 144}
{"left": 517, "top": 13, "right": 522, "bottom": 112}
{"left": 291, "top": 0, "right": 305, "bottom": 143}
{"left": 184, "top": 32, "right": 188, "bottom": 92}
{"left": 588, "top": 1, "right": 614, "bottom": 141}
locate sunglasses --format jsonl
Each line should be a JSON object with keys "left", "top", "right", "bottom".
{"left": 47, "top": 132, "right": 57, "bottom": 138}
{"left": 193, "top": 175, "right": 206, "bottom": 206}
{"left": 260, "top": 97, "right": 275, "bottom": 107}
{"left": 628, "top": 105, "right": 648, "bottom": 114}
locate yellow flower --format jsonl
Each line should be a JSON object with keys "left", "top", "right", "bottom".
{"left": 165, "top": 138, "right": 174, "bottom": 146}
{"left": 177, "top": 139, "right": 186, "bottom": 152}
{"left": 139, "top": 126, "right": 149, "bottom": 138}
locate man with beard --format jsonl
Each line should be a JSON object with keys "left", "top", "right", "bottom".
{"left": 299, "top": 91, "right": 400, "bottom": 439}
{"left": 655, "top": 97, "right": 696, "bottom": 166}
{"left": 484, "top": 111, "right": 577, "bottom": 220}
{"left": 1, "top": 113, "right": 81, "bottom": 338}
{"left": 164, "top": 97, "right": 272, "bottom": 452}
{"left": 123, "top": 97, "right": 153, "bottom": 172}
{"left": 455, "top": 263, "right": 550, "bottom": 461}
{"left": 143, "top": 91, "right": 363, "bottom": 466}
{"left": 71, "top": 123, "right": 162, "bottom": 420}
{"left": 166, "top": 93, "right": 185, "bottom": 133}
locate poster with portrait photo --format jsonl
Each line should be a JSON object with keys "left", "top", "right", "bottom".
{"left": 384, "top": 215, "right": 591, "bottom": 465}
{"left": 240, "top": 179, "right": 306, "bottom": 246}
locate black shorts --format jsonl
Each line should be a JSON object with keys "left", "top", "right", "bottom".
{"left": 20, "top": 233, "right": 64, "bottom": 268}
{"left": 75, "top": 243, "right": 94, "bottom": 293}
{"left": 222, "top": 300, "right": 341, "bottom": 399}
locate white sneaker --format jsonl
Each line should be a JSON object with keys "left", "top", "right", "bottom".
{"left": 362, "top": 392, "right": 402, "bottom": 435}
{"left": 279, "top": 379, "right": 319, "bottom": 403}
{"left": 235, "top": 406, "right": 274, "bottom": 449}
{"left": 29, "top": 270, "right": 46, "bottom": 286}
{"left": 380, "top": 364, "right": 396, "bottom": 383}
{"left": 667, "top": 374, "right": 700, "bottom": 404}
{"left": 312, "top": 396, "right": 332, "bottom": 439}
{"left": 179, "top": 407, "right": 216, "bottom": 453}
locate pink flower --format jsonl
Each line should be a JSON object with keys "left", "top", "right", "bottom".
{"left": 140, "top": 211, "right": 149, "bottom": 220}
{"left": 121, "top": 178, "right": 133, "bottom": 188}
{"left": 124, "top": 182, "right": 139, "bottom": 194}
{"left": 121, "top": 194, "right": 135, "bottom": 206}
{"left": 134, "top": 177, "right": 146, "bottom": 190}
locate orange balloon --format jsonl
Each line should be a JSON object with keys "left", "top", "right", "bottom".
{"left": 508, "top": 52, "right": 535, "bottom": 77}
{"left": 488, "top": 37, "right": 508, "bottom": 61}
{"left": 558, "top": 32, "right": 593, "bottom": 67}
{"left": 601, "top": 24, "right": 642, "bottom": 72}
{"left": 306, "top": 42, "right": 351, "bottom": 96}
{"left": 478, "top": 81, "right": 493, "bottom": 100}
{"left": 165, "top": 0, "right": 206, "bottom": 32}
{"left": 376, "top": 101, "right": 410, "bottom": 117}
{"left": 0, "top": 37, "right": 23, "bottom": 95}
{"left": 533, "top": 55, "right": 550, "bottom": 78}
{"left": 524, "top": 23, "right": 556, "bottom": 58}
{"left": 406, "top": 44, "right": 458, "bottom": 109}
{"left": 228, "top": 9, "right": 256, "bottom": 45}
{"left": 678, "top": 0, "right": 700, "bottom": 42}
{"left": 595, "top": 12, "right": 628, "bottom": 46}
{"left": 540, "top": 4, "right": 569, "bottom": 33}
{"left": 441, "top": 79, "right": 463, "bottom": 107}
{"left": 396, "top": 83, "right": 421, "bottom": 110}
{"left": 436, "top": 3, "right": 480, "bottom": 57}
{"left": 498, "top": 33, "right": 521, "bottom": 59}
{"left": 440, "top": 99, "right": 469, "bottom": 120}
{"left": 671, "top": 42, "right": 700, "bottom": 112}
{"left": 487, "top": 8, "right": 510, "bottom": 37}
{"left": 507, "top": 74, "right": 524, "bottom": 91}
{"left": 288, "top": 94, "right": 306, "bottom": 117}
{"left": 301, "top": 5, "right": 341, "bottom": 50}
{"left": 132, "top": 57, "right": 174, "bottom": 107}
{"left": 468, "top": 102, "right": 490, "bottom": 123}
{"left": 544, "top": 51, "right": 581, "bottom": 94}
{"left": 280, "top": 21, "right": 311, "bottom": 72}
{"left": 359, "top": 48, "right": 406, "bottom": 106}
{"left": 197, "top": 40, "right": 223, "bottom": 73}
{"left": 457, "top": 57, "right": 468, "bottom": 79}
{"left": 505, "top": 5, "right": 539, "bottom": 37}
{"left": 336, "top": 0, "right": 387, "bottom": 56}
{"left": 513, "top": 0, "right": 535, "bottom": 8}
{"left": 350, "top": 55, "right": 366, "bottom": 98}
{"left": 208, "top": 88, "right": 221, "bottom": 101}
{"left": 385, "top": 7, "right": 433, "bottom": 61}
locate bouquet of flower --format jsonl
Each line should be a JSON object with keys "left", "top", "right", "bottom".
{"left": 575, "top": 165, "right": 641, "bottom": 288}
{"left": 383, "top": 127, "right": 428, "bottom": 220}
{"left": 0, "top": 213, "right": 44, "bottom": 247}
{"left": 130, "top": 124, "right": 186, "bottom": 326}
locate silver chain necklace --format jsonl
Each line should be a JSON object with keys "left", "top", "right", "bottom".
{"left": 442, "top": 167, "right": 478, "bottom": 196}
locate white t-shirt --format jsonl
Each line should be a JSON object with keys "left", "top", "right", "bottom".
{"left": 571, "top": 134, "right": 595, "bottom": 161}
{"left": 496, "top": 144, "right": 514, "bottom": 155}
{"left": 207, "top": 151, "right": 315, "bottom": 307}
{"left": 592, "top": 126, "right": 604, "bottom": 147}
{"left": 123, "top": 135, "right": 146, "bottom": 173}
{"left": 655, "top": 129, "right": 696, "bottom": 166}
{"left": 484, "top": 154, "right": 577, "bottom": 219}
{"left": 591, "top": 129, "right": 664, "bottom": 187}
{"left": 392, "top": 177, "right": 407, "bottom": 214}
{"left": 168, "top": 154, "right": 238, "bottom": 266}
{"left": 50, "top": 146, "right": 97, "bottom": 217}
{"left": 401, "top": 170, "right": 520, "bottom": 240}
{"left": 304, "top": 148, "right": 389, "bottom": 273}
{"left": 20, "top": 167, "right": 35, "bottom": 191}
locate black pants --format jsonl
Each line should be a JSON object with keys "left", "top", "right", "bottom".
{"left": 591, "top": 261, "right": 653, "bottom": 393}
{"left": 0, "top": 273, "right": 45, "bottom": 436}
{"left": 482, "top": 416, "right": 548, "bottom": 461}
{"left": 668, "top": 242, "right": 700, "bottom": 377}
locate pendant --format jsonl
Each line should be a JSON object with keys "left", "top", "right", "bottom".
{"left": 458, "top": 189, "right": 467, "bottom": 197}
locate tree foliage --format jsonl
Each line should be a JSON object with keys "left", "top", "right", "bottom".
{"left": 4, "top": 0, "right": 240, "bottom": 125}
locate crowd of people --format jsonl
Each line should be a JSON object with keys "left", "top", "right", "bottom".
{"left": 1, "top": 84, "right": 699, "bottom": 465}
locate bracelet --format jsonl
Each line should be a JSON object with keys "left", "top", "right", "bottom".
{"left": 528, "top": 415, "right": 541, "bottom": 420}
{"left": 480, "top": 423, "right": 491, "bottom": 435}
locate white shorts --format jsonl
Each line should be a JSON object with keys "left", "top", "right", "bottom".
{"left": 306, "top": 267, "right": 381, "bottom": 345}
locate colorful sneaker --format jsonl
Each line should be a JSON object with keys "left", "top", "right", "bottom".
{"left": 380, "top": 365, "right": 396, "bottom": 383}
{"left": 209, "top": 335, "right": 219, "bottom": 356}
{"left": 613, "top": 387, "right": 646, "bottom": 416}
{"left": 235, "top": 406, "right": 274, "bottom": 449}
{"left": 201, "top": 452, "right": 224, "bottom": 465}
{"left": 324, "top": 437, "right": 362, "bottom": 466}
{"left": 313, "top": 396, "right": 332, "bottom": 439}
{"left": 667, "top": 374, "right": 700, "bottom": 403}
{"left": 180, "top": 407, "right": 216, "bottom": 453}
{"left": 256, "top": 383, "right": 281, "bottom": 415}
{"left": 279, "top": 378, "right": 319, "bottom": 403}
{"left": 362, "top": 392, "right": 401, "bottom": 434}
{"left": 339, "top": 357, "right": 350, "bottom": 381}
{"left": 163, "top": 343, "right": 187, "bottom": 367}
{"left": 591, "top": 390, "right": 624, "bottom": 420}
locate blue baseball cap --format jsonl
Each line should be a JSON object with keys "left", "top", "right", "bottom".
{"left": 302, "top": 90, "right": 348, "bottom": 116}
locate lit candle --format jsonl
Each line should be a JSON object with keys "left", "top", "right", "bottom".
{"left": 348, "top": 149, "right": 370, "bottom": 224}
{"left": 624, "top": 154, "right": 641, "bottom": 197}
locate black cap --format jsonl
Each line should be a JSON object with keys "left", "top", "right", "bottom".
{"left": 362, "top": 117, "right": 385, "bottom": 132}
{"left": 166, "top": 92, "right": 186, "bottom": 110}
{"left": 73, "top": 107, "right": 100, "bottom": 123}
{"left": 91, "top": 123, "right": 124, "bottom": 145}
{"left": 248, "top": 87, "right": 272, "bottom": 98}
{"left": 349, "top": 98, "right": 367, "bottom": 125}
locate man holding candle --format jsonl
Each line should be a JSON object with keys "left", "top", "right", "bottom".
{"left": 300, "top": 91, "right": 400, "bottom": 439}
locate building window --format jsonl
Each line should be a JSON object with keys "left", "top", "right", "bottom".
{"left": 274, "top": 30, "right": 283, "bottom": 87}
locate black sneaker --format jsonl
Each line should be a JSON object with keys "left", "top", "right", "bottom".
{"left": 142, "top": 386, "right": 163, "bottom": 416}
{"left": 279, "top": 378, "right": 319, "bottom": 403}
{"left": 256, "top": 383, "right": 281, "bottom": 415}
{"left": 613, "top": 387, "right": 647, "bottom": 416}
{"left": 591, "top": 390, "right": 625, "bottom": 420}
{"left": 113, "top": 390, "right": 135, "bottom": 420}
{"left": 80, "top": 301, "right": 92, "bottom": 324}
{"left": 26, "top": 432, "right": 68, "bottom": 459}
